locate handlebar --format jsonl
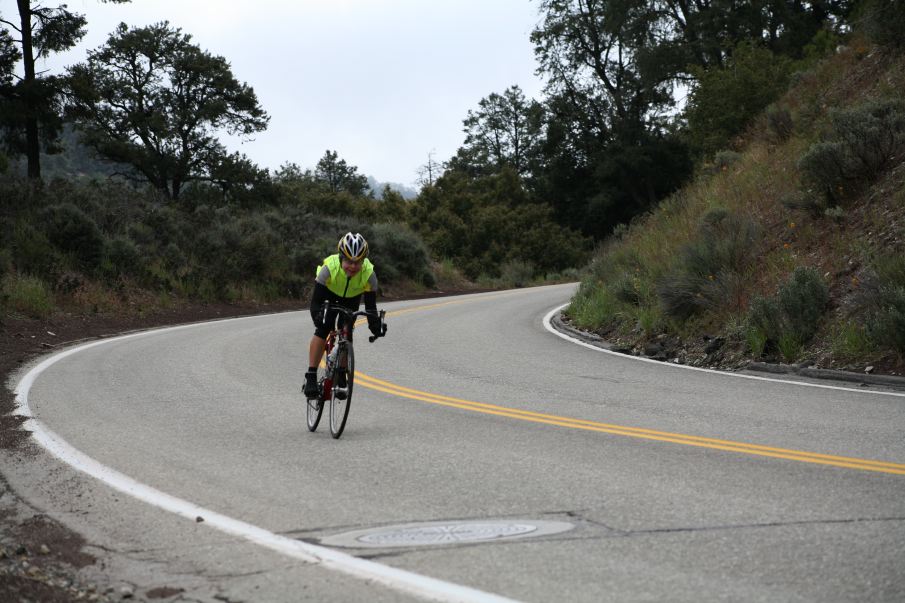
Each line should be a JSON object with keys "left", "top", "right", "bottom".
{"left": 321, "top": 302, "right": 387, "bottom": 343}
{"left": 368, "top": 316, "right": 388, "bottom": 343}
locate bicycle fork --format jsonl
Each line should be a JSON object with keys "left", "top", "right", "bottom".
{"left": 322, "top": 339, "right": 348, "bottom": 401}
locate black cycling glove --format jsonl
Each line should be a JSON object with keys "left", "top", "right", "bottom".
{"left": 368, "top": 317, "right": 383, "bottom": 337}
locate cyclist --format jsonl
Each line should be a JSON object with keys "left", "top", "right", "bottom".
{"left": 304, "top": 232, "right": 385, "bottom": 398}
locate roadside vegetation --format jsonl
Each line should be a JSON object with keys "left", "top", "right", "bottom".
{"left": 568, "top": 8, "right": 905, "bottom": 372}
{"left": 2, "top": 1, "right": 903, "bottom": 377}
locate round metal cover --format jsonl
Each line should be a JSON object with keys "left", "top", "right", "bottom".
{"left": 320, "top": 519, "right": 574, "bottom": 548}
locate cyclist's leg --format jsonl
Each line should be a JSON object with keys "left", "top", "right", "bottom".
{"left": 335, "top": 295, "right": 361, "bottom": 388}
{"left": 306, "top": 300, "right": 339, "bottom": 397}
{"left": 309, "top": 292, "right": 343, "bottom": 368}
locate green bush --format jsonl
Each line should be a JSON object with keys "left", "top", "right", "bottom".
{"left": 499, "top": 259, "right": 534, "bottom": 288}
{"left": 568, "top": 280, "right": 622, "bottom": 330}
{"left": 746, "top": 267, "right": 829, "bottom": 359}
{"left": 2, "top": 274, "right": 54, "bottom": 318}
{"left": 798, "top": 100, "right": 905, "bottom": 204}
{"left": 366, "top": 222, "right": 434, "bottom": 286}
{"left": 657, "top": 209, "right": 760, "bottom": 319}
{"left": 195, "top": 216, "right": 286, "bottom": 288}
{"left": 713, "top": 150, "right": 742, "bottom": 169}
{"left": 6, "top": 220, "right": 61, "bottom": 278}
{"left": 860, "top": 255, "right": 905, "bottom": 354}
{"left": 105, "top": 236, "right": 144, "bottom": 279}
{"left": 777, "top": 332, "right": 803, "bottom": 363}
{"left": 778, "top": 267, "right": 830, "bottom": 343}
{"left": 746, "top": 325, "right": 769, "bottom": 357}
{"left": 685, "top": 42, "right": 791, "bottom": 158}
{"left": 831, "top": 321, "right": 876, "bottom": 360}
{"left": 765, "top": 105, "right": 794, "bottom": 142}
{"left": 611, "top": 273, "right": 644, "bottom": 306}
{"left": 38, "top": 203, "right": 106, "bottom": 270}
{"left": 747, "top": 295, "right": 783, "bottom": 345}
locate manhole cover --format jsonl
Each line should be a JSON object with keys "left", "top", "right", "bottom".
{"left": 320, "top": 519, "right": 574, "bottom": 548}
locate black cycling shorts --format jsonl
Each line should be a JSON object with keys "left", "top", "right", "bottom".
{"left": 312, "top": 292, "right": 361, "bottom": 339}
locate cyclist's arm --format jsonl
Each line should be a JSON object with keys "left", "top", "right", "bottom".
{"left": 310, "top": 282, "right": 329, "bottom": 326}
{"left": 364, "top": 272, "right": 379, "bottom": 312}
{"left": 364, "top": 273, "right": 380, "bottom": 332}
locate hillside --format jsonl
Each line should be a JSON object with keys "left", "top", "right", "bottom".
{"left": 566, "top": 36, "right": 905, "bottom": 376}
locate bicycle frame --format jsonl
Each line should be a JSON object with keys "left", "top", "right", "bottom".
{"left": 319, "top": 304, "right": 377, "bottom": 400}
{"left": 307, "top": 301, "right": 386, "bottom": 438}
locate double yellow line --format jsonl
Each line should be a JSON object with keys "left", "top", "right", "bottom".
{"left": 354, "top": 371, "right": 905, "bottom": 476}
{"left": 347, "top": 297, "right": 905, "bottom": 475}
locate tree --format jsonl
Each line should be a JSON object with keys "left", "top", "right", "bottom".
{"left": 66, "top": 21, "right": 269, "bottom": 200}
{"left": 532, "top": 0, "right": 677, "bottom": 148}
{"left": 415, "top": 149, "right": 444, "bottom": 187}
{"left": 529, "top": 1, "right": 693, "bottom": 238}
{"left": 0, "top": 1, "right": 90, "bottom": 179}
{"left": 206, "top": 151, "right": 274, "bottom": 207}
{"left": 314, "top": 150, "right": 370, "bottom": 196}
{"left": 684, "top": 41, "right": 791, "bottom": 157}
{"left": 408, "top": 168, "right": 589, "bottom": 278}
{"left": 453, "top": 85, "right": 545, "bottom": 178}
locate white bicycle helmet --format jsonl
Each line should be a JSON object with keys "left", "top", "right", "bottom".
{"left": 338, "top": 232, "right": 369, "bottom": 262}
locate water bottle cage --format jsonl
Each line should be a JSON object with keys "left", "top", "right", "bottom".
{"left": 325, "top": 344, "right": 340, "bottom": 377}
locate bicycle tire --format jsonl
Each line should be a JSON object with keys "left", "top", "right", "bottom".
{"left": 306, "top": 368, "right": 325, "bottom": 432}
{"left": 330, "top": 343, "right": 354, "bottom": 438}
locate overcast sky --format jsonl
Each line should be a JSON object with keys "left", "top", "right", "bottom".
{"left": 3, "top": 0, "right": 546, "bottom": 187}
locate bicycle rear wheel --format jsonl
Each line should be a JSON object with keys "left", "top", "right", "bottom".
{"left": 330, "top": 343, "right": 354, "bottom": 438}
{"left": 306, "top": 369, "right": 325, "bottom": 432}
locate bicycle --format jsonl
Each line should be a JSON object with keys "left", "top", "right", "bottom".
{"left": 305, "top": 303, "right": 387, "bottom": 438}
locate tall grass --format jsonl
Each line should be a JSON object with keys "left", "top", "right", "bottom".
{"left": 2, "top": 274, "right": 55, "bottom": 318}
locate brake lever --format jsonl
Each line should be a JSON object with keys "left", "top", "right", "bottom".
{"left": 369, "top": 311, "right": 387, "bottom": 343}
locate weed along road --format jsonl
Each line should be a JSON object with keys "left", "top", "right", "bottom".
{"left": 14, "top": 284, "right": 905, "bottom": 601}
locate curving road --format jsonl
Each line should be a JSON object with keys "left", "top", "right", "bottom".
{"left": 19, "top": 284, "right": 905, "bottom": 601}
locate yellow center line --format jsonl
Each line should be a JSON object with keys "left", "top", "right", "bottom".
{"left": 344, "top": 293, "right": 905, "bottom": 475}
{"left": 351, "top": 372, "right": 905, "bottom": 475}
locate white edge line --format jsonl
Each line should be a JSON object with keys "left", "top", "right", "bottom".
{"left": 13, "top": 316, "right": 519, "bottom": 603}
{"left": 543, "top": 303, "right": 905, "bottom": 399}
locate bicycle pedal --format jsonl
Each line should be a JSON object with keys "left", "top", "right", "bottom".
{"left": 334, "top": 388, "right": 348, "bottom": 400}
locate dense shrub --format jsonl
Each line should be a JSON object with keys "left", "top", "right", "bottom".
{"left": 409, "top": 169, "right": 589, "bottom": 279}
{"left": 7, "top": 220, "right": 61, "bottom": 277}
{"left": 499, "top": 259, "right": 534, "bottom": 288}
{"left": 366, "top": 222, "right": 434, "bottom": 286}
{"left": 798, "top": 100, "right": 905, "bottom": 205}
{"left": 765, "top": 105, "right": 794, "bottom": 142}
{"left": 859, "top": 255, "right": 905, "bottom": 354}
{"left": 195, "top": 216, "right": 286, "bottom": 287}
{"left": 567, "top": 280, "right": 621, "bottom": 330}
{"left": 685, "top": 42, "right": 792, "bottom": 158}
{"left": 657, "top": 209, "right": 761, "bottom": 319}
{"left": 778, "top": 267, "right": 830, "bottom": 342}
{"left": 105, "top": 236, "right": 144, "bottom": 279}
{"left": 38, "top": 203, "right": 106, "bottom": 269}
{"left": 747, "top": 267, "right": 829, "bottom": 358}
{"left": 1, "top": 274, "right": 54, "bottom": 318}
{"left": 712, "top": 150, "right": 743, "bottom": 172}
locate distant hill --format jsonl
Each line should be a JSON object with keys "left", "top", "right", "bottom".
{"left": 5, "top": 124, "right": 129, "bottom": 181}
{"left": 366, "top": 176, "right": 419, "bottom": 200}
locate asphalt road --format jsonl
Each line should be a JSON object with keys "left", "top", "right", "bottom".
{"left": 19, "top": 284, "right": 905, "bottom": 601}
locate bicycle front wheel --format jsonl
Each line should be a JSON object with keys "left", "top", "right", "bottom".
{"left": 306, "top": 368, "right": 325, "bottom": 432}
{"left": 330, "top": 343, "right": 354, "bottom": 438}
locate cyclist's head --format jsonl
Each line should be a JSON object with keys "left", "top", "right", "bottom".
{"left": 338, "top": 232, "right": 369, "bottom": 263}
